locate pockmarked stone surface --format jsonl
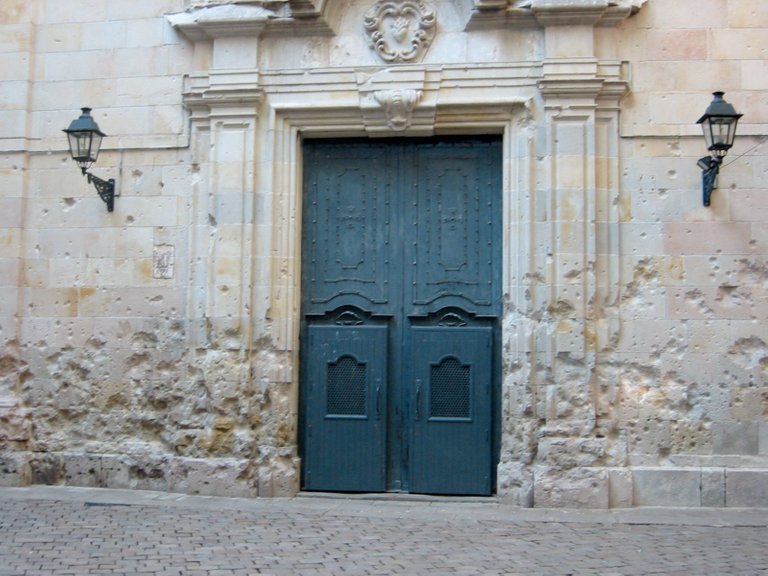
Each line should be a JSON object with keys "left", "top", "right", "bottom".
{"left": 1, "top": 0, "right": 766, "bottom": 507}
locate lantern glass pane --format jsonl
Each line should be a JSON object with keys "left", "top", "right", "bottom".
{"left": 90, "top": 132, "right": 103, "bottom": 160}
{"left": 701, "top": 119, "right": 714, "bottom": 150}
{"left": 67, "top": 130, "right": 103, "bottom": 164}
{"left": 711, "top": 119, "right": 730, "bottom": 147}
{"left": 702, "top": 116, "right": 739, "bottom": 156}
{"left": 727, "top": 118, "right": 739, "bottom": 147}
{"left": 68, "top": 131, "right": 91, "bottom": 161}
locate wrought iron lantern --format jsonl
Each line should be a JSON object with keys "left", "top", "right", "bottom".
{"left": 696, "top": 92, "right": 742, "bottom": 207}
{"left": 63, "top": 107, "right": 116, "bottom": 212}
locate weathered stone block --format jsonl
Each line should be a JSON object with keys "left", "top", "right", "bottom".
{"left": 760, "top": 422, "right": 768, "bottom": 456}
{"left": 608, "top": 468, "right": 633, "bottom": 508}
{"left": 537, "top": 437, "right": 606, "bottom": 468}
{"left": 257, "top": 457, "right": 300, "bottom": 498}
{"left": 726, "top": 469, "right": 768, "bottom": 508}
{"left": 86, "top": 454, "right": 130, "bottom": 488}
{"left": 534, "top": 467, "right": 609, "bottom": 509}
{"left": 664, "top": 223, "right": 753, "bottom": 256}
{"left": 0, "top": 451, "right": 30, "bottom": 486}
{"left": 167, "top": 457, "right": 258, "bottom": 498}
{"left": 62, "top": 453, "right": 103, "bottom": 487}
{"left": 497, "top": 462, "right": 534, "bottom": 507}
{"left": 713, "top": 421, "right": 760, "bottom": 455}
{"left": 710, "top": 29, "right": 767, "bottom": 60}
{"left": 0, "top": 402, "right": 31, "bottom": 446}
{"left": 29, "top": 453, "right": 64, "bottom": 485}
{"left": 701, "top": 468, "right": 725, "bottom": 507}
{"left": 650, "top": 0, "right": 727, "bottom": 29}
{"left": 120, "top": 455, "right": 170, "bottom": 492}
{"left": 646, "top": 30, "right": 707, "bottom": 61}
{"left": 731, "top": 388, "right": 767, "bottom": 421}
{"left": 632, "top": 468, "right": 701, "bottom": 507}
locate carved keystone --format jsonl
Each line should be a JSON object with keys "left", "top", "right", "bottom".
{"left": 374, "top": 89, "right": 423, "bottom": 130}
{"left": 357, "top": 68, "right": 436, "bottom": 135}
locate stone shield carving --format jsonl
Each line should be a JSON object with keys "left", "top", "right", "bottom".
{"left": 364, "top": 0, "right": 436, "bottom": 63}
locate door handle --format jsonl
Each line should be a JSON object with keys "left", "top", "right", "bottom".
{"left": 375, "top": 379, "right": 381, "bottom": 420}
{"left": 415, "top": 379, "right": 422, "bottom": 421}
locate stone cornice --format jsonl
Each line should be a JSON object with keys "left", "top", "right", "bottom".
{"left": 168, "top": 0, "right": 646, "bottom": 39}
{"left": 167, "top": 1, "right": 337, "bottom": 40}
{"left": 538, "top": 58, "right": 629, "bottom": 105}
{"left": 466, "top": 0, "right": 647, "bottom": 30}
{"left": 167, "top": 4, "right": 272, "bottom": 40}
{"left": 183, "top": 69, "right": 264, "bottom": 116}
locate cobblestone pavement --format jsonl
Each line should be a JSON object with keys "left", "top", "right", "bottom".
{"left": 0, "top": 487, "right": 766, "bottom": 575}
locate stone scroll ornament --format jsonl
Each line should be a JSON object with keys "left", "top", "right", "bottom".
{"left": 364, "top": 0, "right": 437, "bottom": 63}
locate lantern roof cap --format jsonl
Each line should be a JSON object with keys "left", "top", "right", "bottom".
{"left": 697, "top": 92, "right": 743, "bottom": 124}
{"left": 63, "top": 107, "right": 106, "bottom": 136}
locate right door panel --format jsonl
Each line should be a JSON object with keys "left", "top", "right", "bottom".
{"left": 409, "top": 325, "right": 493, "bottom": 495}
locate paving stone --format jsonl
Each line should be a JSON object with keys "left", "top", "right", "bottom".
{"left": 0, "top": 487, "right": 766, "bottom": 575}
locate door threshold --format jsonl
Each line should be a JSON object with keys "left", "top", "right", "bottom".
{"left": 298, "top": 491, "right": 498, "bottom": 504}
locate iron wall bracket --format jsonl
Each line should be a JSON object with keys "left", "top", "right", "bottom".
{"left": 85, "top": 171, "right": 116, "bottom": 212}
{"left": 698, "top": 156, "right": 721, "bottom": 207}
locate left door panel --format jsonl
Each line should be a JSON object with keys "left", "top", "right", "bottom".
{"left": 303, "top": 324, "right": 388, "bottom": 492}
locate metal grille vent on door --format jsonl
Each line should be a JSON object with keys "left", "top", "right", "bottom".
{"left": 327, "top": 356, "right": 367, "bottom": 417}
{"left": 430, "top": 358, "right": 470, "bottom": 419}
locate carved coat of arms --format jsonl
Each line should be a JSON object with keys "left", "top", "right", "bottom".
{"left": 364, "top": 0, "right": 436, "bottom": 63}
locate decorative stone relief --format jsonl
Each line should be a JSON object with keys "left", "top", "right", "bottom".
{"left": 374, "top": 89, "right": 423, "bottom": 130}
{"left": 153, "top": 245, "right": 175, "bottom": 280}
{"left": 356, "top": 68, "right": 435, "bottom": 134}
{"left": 364, "top": 0, "right": 436, "bottom": 63}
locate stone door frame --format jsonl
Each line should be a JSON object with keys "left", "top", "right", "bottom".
{"left": 173, "top": 3, "right": 632, "bottom": 500}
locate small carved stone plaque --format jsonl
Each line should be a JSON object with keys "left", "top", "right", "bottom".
{"left": 153, "top": 244, "right": 175, "bottom": 279}
{"left": 364, "top": 0, "right": 436, "bottom": 63}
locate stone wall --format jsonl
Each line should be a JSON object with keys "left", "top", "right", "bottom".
{"left": 1, "top": 0, "right": 766, "bottom": 506}
{"left": 0, "top": 0, "right": 296, "bottom": 497}
{"left": 605, "top": 0, "right": 768, "bottom": 507}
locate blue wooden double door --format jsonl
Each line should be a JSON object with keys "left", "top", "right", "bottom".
{"left": 300, "top": 137, "right": 502, "bottom": 495}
